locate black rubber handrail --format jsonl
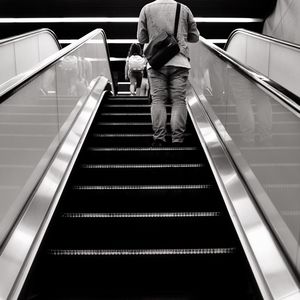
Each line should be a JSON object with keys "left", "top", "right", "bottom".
{"left": 0, "top": 28, "right": 116, "bottom": 102}
{"left": 101, "top": 29, "right": 116, "bottom": 94}
{"left": 198, "top": 35, "right": 300, "bottom": 113}
{"left": 0, "top": 28, "right": 61, "bottom": 50}
{"left": 225, "top": 28, "right": 300, "bottom": 51}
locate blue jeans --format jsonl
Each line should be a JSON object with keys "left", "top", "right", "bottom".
{"left": 148, "top": 66, "right": 189, "bottom": 143}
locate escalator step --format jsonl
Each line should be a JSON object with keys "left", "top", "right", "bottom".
{"left": 70, "top": 163, "right": 213, "bottom": 185}
{"left": 105, "top": 97, "right": 150, "bottom": 105}
{"left": 93, "top": 122, "right": 193, "bottom": 134}
{"left": 86, "top": 132, "right": 198, "bottom": 147}
{"left": 27, "top": 250, "right": 252, "bottom": 300}
{"left": 100, "top": 104, "right": 151, "bottom": 113}
{"left": 80, "top": 146, "right": 204, "bottom": 164}
{"left": 106, "top": 96, "right": 149, "bottom": 100}
{"left": 72, "top": 184, "right": 213, "bottom": 191}
{"left": 59, "top": 185, "right": 223, "bottom": 212}
{"left": 18, "top": 93, "right": 261, "bottom": 300}
{"left": 61, "top": 211, "right": 220, "bottom": 218}
{"left": 96, "top": 112, "right": 188, "bottom": 119}
{"left": 98, "top": 112, "right": 152, "bottom": 122}
{"left": 44, "top": 212, "right": 237, "bottom": 249}
{"left": 48, "top": 248, "right": 236, "bottom": 256}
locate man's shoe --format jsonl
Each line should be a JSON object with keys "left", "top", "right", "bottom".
{"left": 151, "top": 139, "right": 166, "bottom": 147}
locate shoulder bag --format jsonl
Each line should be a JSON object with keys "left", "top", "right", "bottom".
{"left": 144, "top": 3, "right": 181, "bottom": 70}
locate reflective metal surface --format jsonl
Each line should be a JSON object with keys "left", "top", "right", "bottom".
{"left": 0, "top": 29, "right": 61, "bottom": 90}
{"left": 0, "top": 28, "right": 114, "bottom": 250}
{"left": 0, "top": 28, "right": 61, "bottom": 49}
{"left": 191, "top": 36, "right": 300, "bottom": 113}
{"left": 0, "top": 76, "right": 108, "bottom": 300}
{"left": 0, "top": 28, "right": 115, "bottom": 99}
{"left": 189, "top": 38, "right": 300, "bottom": 284}
{"left": 225, "top": 29, "right": 300, "bottom": 52}
{"left": 225, "top": 29, "right": 300, "bottom": 101}
{"left": 0, "top": 27, "right": 115, "bottom": 300}
{"left": 186, "top": 86, "right": 300, "bottom": 300}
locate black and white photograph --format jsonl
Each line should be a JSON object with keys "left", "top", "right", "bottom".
{"left": 0, "top": 0, "right": 299, "bottom": 299}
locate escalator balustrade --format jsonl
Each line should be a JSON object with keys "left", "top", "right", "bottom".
{"left": 19, "top": 93, "right": 262, "bottom": 299}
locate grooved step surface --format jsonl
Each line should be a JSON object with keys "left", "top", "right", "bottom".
{"left": 19, "top": 94, "right": 262, "bottom": 300}
{"left": 87, "top": 133, "right": 198, "bottom": 147}
{"left": 23, "top": 252, "right": 254, "bottom": 300}
{"left": 71, "top": 163, "right": 212, "bottom": 185}
{"left": 72, "top": 184, "right": 213, "bottom": 190}
{"left": 80, "top": 147, "right": 205, "bottom": 164}
{"left": 45, "top": 214, "right": 236, "bottom": 249}
{"left": 48, "top": 248, "right": 236, "bottom": 256}
{"left": 59, "top": 187, "right": 223, "bottom": 213}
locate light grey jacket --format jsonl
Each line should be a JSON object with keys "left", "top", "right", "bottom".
{"left": 137, "top": 0, "right": 200, "bottom": 68}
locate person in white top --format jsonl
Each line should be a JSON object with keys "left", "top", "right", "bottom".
{"left": 125, "top": 43, "right": 146, "bottom": 96}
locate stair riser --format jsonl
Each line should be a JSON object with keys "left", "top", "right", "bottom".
{"left": 100, "top": 105, "right": 184, "bottom": 114}
{"left": 29, "top": 253, "right": 251, "bottom": 299}
{"left": 98, "top": 114, "right": 152, "bottom": 122}
{"left": 45, "top": 216, "right": 236, "bottom": 249}
{"left": 100, "top": 106, "right": 152, "bottom": 114}
{"left": 85, "top": 134, "right": 199, "bottom": 147}
{"left": 97, "top": 114, "right": 194, "bottom": 123}
{"left": 105, "top": 98, "right": 150, "bottom": 105}
{"left": 93, "top": 123, "right": 194, "bottom": 134}
{"left": 59, "top": 188, "right": 224, "bottom": 212}
{"left": 80, "top": 149, "right": 205, "bottom": 164}
{"left": 70, "top": 166, "right": 214, "bottom": 185}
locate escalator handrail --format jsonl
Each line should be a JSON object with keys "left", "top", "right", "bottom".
{"left": 198, "top": 35, "right": 300, "bottom": 114}
{"left": 0, "top": 76, "right": 110, "bottom": 300}
{"left": 224, "top": 28, "right": 300, "bottom": 52}
{"left": 99, "top": 29, "right": 116, "bottom": 95}
{"left": 0, "top": 28, "right": 61, "bottom": 50}
{"left": 0, "top": 28, "right": 116, "bottom": 100}
{"left": 186, "top": 85, "right": 300, "bottom": 300}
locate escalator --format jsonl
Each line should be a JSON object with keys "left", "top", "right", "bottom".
{"left": 1, "top": 27, "right": 300, "bottom": 300}
{"left": 18, "top": 93, "right": 262, "bottom": 299}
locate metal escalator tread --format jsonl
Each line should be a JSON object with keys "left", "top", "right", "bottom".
{"left": 48, "top": 248, "right": 236, "bottom": 256}
{"left": 18, "top": 94, "right": 263, "bottom": 300}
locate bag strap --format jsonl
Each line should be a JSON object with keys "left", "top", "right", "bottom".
{"left": 174, "top": 3, "right": 181, "bottom": 38}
